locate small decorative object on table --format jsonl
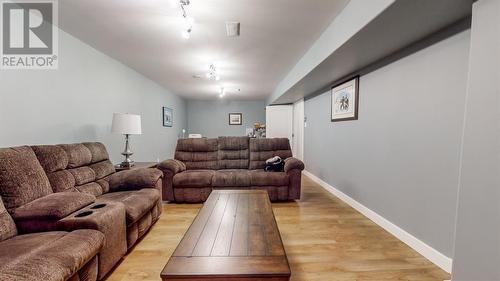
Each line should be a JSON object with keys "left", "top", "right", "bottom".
{"left": 254, "top": 122, "right": 266, "bottom": 138}
{"left": 246, "top": 122, "right": 266, "bottom": 138}
{"left": 331, "top": 76, "right": 359, "bottom": 122}
{"left": 228, "top": 113, "right": 242, "bottom": 125}
{"left": 163, "top": 107, "right": 173, "bottom": 127}
{"left": 111, "top": 113, "right": 142, "bottom": 168}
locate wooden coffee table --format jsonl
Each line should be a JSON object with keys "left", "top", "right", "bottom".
{"left": 161, "top": 190, "right": 291, "bottom": 281}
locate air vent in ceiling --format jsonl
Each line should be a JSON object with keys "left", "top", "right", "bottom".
{"left": 226, "top": 21, "right": 240, "bottom": 37}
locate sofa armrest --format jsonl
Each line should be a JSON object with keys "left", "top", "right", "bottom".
{"left": 11, "top": 192, "right": 96, "bottom": 221}
{"left": 283, "top": 157, "right": 304, "bottom": 200}
{"left": 157, "top": 159, "right": 186, "bottom": 201}
{"left": 284, "top": 157, "right": 305, "bottom": 173}
{"left": 108, "top": 168, "right": 163, "bottom": 192}
{"left": 157, "top": 159, "right": 186, "bottom": 174}
{"left": 10, "top": 192, "right": 95, "bottom": 233}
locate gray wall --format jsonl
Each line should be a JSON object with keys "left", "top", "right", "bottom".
{"left": 0, "top": 28, "right": 187, "bottom": 163}
{"left": 452, "top": 0, "right": 500, "bottom": 279}
{"left": 304, "top": 30, "right": 470, "bottom": 257}
{"left": 186, "top": 100, "right": 266, "bottom": 138}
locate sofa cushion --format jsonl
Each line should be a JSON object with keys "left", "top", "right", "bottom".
{"left": 58, "top": 144, "right": 92, "bottom": 168}
{"left": 98, "top": 188, "right": 160, "bottom": 225}
{"left": 31, "top": 145, "right": 69, "bottom": 173}
{"left": 96, "top": 176, "right": 111, "bottom": 194}
{"left": 213, "top": 169, "right": 251, "bottom": 187}
{"left": 10, "top": 192, "right": 95, "bottom": 221}
{"left": 75, "top": 182, "right": 103, "bottom": 197}
{"left": 0, "top": 230, "right": 104, "bottom": 281}
{"left": 249, "top": 138, "right": 292, "bottom": 170}
{"left": 89, "top": 160, "right": 115, "bottom": 180}
{"left": 250, "top": 170, "right": 289, "bottom": 186}
{"left": 82, "top": 142, "right": 110, "bottom": 163}
{"left": 217, "top": 136, "right": 250, "bottom": 169}
{"left": 46, "top": 170, "right": 76, "bottom": 193}
{"left": 175, "top": 138, "right": 219, "bottom": 170}
{"left": 0, "top": 146, "right": 53, "bottom": 210}
{"left": 173, "top": 170, "right": 215, "bottom": 187}
{"left": 0, "top": 198, "right": 17, "bottom": 242}
{"left": 68, "top": 166, "right": 96, "bottom": 186}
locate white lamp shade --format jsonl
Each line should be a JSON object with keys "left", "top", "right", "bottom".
{"left": 111, "top": 113, "right": 142, "bottom": 135}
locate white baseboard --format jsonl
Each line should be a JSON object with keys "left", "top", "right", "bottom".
{"left": 302, "top": 170, "right": 453, "bottom": 273}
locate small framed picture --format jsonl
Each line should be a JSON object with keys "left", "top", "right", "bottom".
{"left": 228, "top": 113, "right": 242, "bottom": 125}
{"left": 163, "top": 107, "right": 173, "bottom": 127}
{"left": 331, "top": 76, "right": 359, "bottom": 122}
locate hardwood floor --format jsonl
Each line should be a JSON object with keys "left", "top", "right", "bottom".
{"left": 105, "top": 175, "right": 451, "bottom": 281}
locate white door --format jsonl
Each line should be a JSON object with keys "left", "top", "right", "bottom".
{"left": 292, "top": 99, "right": 304, "bottom": 160}
{"left": 266, "top": 105, "right": 293, "bottom": 141}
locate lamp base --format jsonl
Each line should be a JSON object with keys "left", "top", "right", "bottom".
{"left": 119, "top": 160, "right": 135, "bottom": 168}
{"left": 120, "top": 134, "right": 135, "bottom": 168}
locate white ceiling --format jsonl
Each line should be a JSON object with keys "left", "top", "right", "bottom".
{"left": 59, "top": 0, "right": 349, "bottom": 100}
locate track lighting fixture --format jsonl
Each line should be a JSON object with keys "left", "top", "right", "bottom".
{"left": 206, "top": 64, "right": 220, "bottom": 81}
{"left": 177, "top": 0, "right": 193, "bottom": 39}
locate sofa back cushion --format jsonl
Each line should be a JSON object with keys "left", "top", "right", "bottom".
{"left": 175, "top": 138, "right": 219, "bottom": 170}
{"left": 0, "top": 146, "right": 53, "bottom": 211}
{"left": 31, "top": 142, "right": 115, "bottom": 196}
{"left": 249, "top": 138, "right": 293, "bottom": 170}
{"left": 0, "top": 197, "right": 17, "bottom": 241}
{"left": 218, "top": 136, "right": 250, "bottom": 169}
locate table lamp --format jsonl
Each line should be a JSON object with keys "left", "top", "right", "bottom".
{"left": 111, "top": 113, "right": 142, "bottom": 167}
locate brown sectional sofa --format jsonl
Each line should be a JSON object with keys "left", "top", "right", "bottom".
{"left": 0, "top": 142, "right": 163, "bottom": 281}
{"left": 158, "top": 136, "right": 304, "bottom": 202}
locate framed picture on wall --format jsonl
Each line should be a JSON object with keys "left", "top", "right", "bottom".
{"left": 228, "top": 113, "right": 242, "bottom": 125}
{"left": 331, "top": 76, "right": 359, "bottom": 122}
{"left": 163, "top": 107, "right": 173, "bottom": 127}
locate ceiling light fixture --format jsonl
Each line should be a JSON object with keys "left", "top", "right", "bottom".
{"left": 219, "top": 87, "right": 225, "bottom": 98}
{"left": 206, "top": 64, "right": 220, "bottom": 81}
{"left": 179, "top": 0, "right": 193, "bottom": 39}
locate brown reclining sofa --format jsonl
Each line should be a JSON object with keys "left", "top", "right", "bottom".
{"left": 0, "top": 142, "right": 162, "bottom": 281}
{"left": 158, "top": 136, "right": 304, "bottom": 202}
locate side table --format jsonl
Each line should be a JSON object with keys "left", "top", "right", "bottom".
{"left": 115, "top": 161, "right": 158, "bottom": 172}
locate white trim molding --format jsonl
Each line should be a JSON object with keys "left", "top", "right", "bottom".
{"left": 302, "top": 170, "right": 453, "bottom": 273}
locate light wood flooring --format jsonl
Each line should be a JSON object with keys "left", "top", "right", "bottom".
{"left": 105, "top": 175, "right": 450, "bottom": 281}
